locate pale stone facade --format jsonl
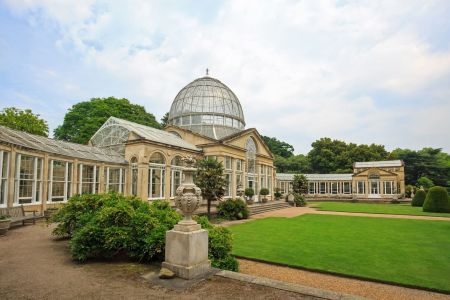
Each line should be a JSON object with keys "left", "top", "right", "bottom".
{"left": 276, "top": 160, "right": 406, "bottom": 200}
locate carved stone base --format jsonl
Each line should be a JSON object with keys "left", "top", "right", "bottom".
{"left": 163, "top": 228, "right": 210, "bottom": 280}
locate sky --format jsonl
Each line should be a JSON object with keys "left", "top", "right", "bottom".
{"left": 0, "top": 0, "right": 450, "bottom": 154}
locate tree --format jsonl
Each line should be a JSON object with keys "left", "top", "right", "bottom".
{"left": 292, "top": 174, "right": 308, "bottom": 195}
{"left": 0, "top": 107, "right": 49, "bottom": 136}
{"left": 160, "top": 112, "right": 169, "bottom": 128}
{"left": 194, "top": 158, "right": 226, "bottom": 219}
{"left": 262, "top": 136, "right": 295, "bottom": 158}
{"left": 390, "top": 147, "right": 450, "bottom": 189}
{"left": 54, "top": 97, "right": 160, "bottom": 144}
{"left": 417, "top": 176, "right": 434, "bottom": 190}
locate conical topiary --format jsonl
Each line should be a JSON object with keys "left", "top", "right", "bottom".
{"left": 423, "top": 186, "right": 450, "bottom": 213}
{"left": 411, "top": 189, "right": 426, "bottom": 207}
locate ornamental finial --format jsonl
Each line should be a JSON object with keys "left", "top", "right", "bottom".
{"left": 206, "top": 68, "right": 209, "bottom": 76}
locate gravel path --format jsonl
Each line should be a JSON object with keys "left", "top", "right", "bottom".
{"left": 0, "top": 222, "right": 315, "bottom": 300}
{"left": 238, "top": 259, "right": 450, "bottom": 300}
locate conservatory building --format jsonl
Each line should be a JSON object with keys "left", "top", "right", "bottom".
{"left": 0, "top": 74, "right": 275, "bottom": 213}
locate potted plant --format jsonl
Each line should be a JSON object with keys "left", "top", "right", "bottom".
{"left": 244, "top": 188, "right": 255, "bottom": 205}
{"left": 0, "top": 215, "right": 12, "bottom": 236}
{"left": 44, "top": 207, "right": 59, "bottom": 221}
{"left": 274, "top": 188, "right": 282, "bottom": 200}
{"left": 260, "top": 188, "right": 269, "bottom": 203}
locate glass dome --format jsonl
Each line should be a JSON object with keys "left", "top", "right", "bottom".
{"left": 168, "top": 75, "right": 245, "bottom": 140}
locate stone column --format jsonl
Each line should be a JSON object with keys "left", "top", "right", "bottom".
{"left": 162, "top": 156, "right": 210, "bottom": 279}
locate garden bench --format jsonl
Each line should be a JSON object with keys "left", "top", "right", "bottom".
{"left": 0, "top": 205, "right": 40, "bottom": 226}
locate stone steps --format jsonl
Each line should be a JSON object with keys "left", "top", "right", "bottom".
{"left": 249, "top": 202, "right": 291, "bottom": 215}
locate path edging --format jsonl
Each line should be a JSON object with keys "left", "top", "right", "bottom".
{"left": 215, "top": 270, "right": 368, "bottom": 300}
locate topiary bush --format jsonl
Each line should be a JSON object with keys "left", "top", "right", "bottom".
{"left": 217, "top": 198, "right": 249, "bottom": 220}
{"left": 293, "top": 193, "right": 307, "bottom": 207}
{"left": 51, "top": 193, "right": 181, "bottom": 262}
{"left": 194, "top": 216, "right": 239, "bottom": 271}
{"left": 423, "top": 186, "right": 450, "bottom": 213}
{"left": 411, "top": 189, "right": 426, "bottom": 207}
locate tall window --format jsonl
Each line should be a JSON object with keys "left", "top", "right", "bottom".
{"left": 308, "top": 182, "right": 315, "bottom": 194}
{"left": 236, "top": 159, "right": 242, "bottom": 171}
{"left": 357, "top": 181, "right": 365, "bottom": 194}
{"left": 48, "top": 160, "right": 72, "bottom": 202}
{"left": 343, "top": 182, "right": 351, "bottom": 194}
{"left": 267, "top": 166, "right": 272, "bottom": 193}
{"left": 78, "top": 164, "right": 99, "bottom": 194}
{"left": 0, "top": 151, "right": 9, "bottom": 207}
{"left": 104, "top": 167, "right": 125, "bottom": 193}
{"left": 319, "top": 182, "right": 326, "bottom": 194}
{"left": 224, "top": 156, "right": 232, "bottom": 170}
{"left": 15, "top": 154, "right": 43, "bottom": 204}
{"left": 171, "top": 156, "right": 183, "bottom": 197}
{"left": 149, "top": 152, "right": 165, "bottom": 199}
{"left": 131, "top": 157, "right": 138, "bottom": 196}
{"left": 224, "top": 173, "right": 232, "bottom": 197}
{"left": 246, "top": 138, "right": 256, "bottom": 174}
{"left": 331, "top": 182, "right": 338, "bottom": 194}
{"left": 384, "top": 181, "right": 394, "bottom": 194}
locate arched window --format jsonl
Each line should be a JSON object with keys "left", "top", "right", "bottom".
{"left": 149, "top": 152, "right": 166, "bottom": 199}
{"left": 131, "top": 157, "right": 138, "bottom": 196}
{"left": 170, "top": 155, "right": 183, "bottom": 197}
{"left": 168, "top": 131, "right": 182, "bottom": 139}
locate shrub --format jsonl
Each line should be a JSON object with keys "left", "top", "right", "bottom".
{"left": 423, "top": 186, "right": 450, "bottom": 213}
{"left": 411, "top": 189, "right": 426, "bottom": 207}
{"left": 293, "top": 193, "right": 306, "bottom": 207}
{"left": 217, "top": 198, "right": 249, "bottom": 220}
{"left": 417, "top": 176, "right": 434, "bottom": 191}
{"left": 274, "top": 188, "right": 282, "bottom": 200}
{"left": 405, "top": 185, "right": 415, "bottom": 198}
{"left": 0, "top": 215, "right": 10, "bottom": 220}
{"left": 259, "top": 188, "right": 269, "bottom": 196}
{"left": 244, "top": 188, "right": 254, "bottom": 198}
{"left": 51, "top": 193, "right": 181, "bottom": 262}
{"left": 194, "top": 216, "right": 239, "bottom": 271}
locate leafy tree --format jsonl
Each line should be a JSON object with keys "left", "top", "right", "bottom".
{"left": 274, "top": 154, "right": 311, "bottom": 173}
{"left": 417, "top": 176, "right": 434, "bottom": 190}
{"left": 160, "top": 112, "right": 169, "bottom": 128}
{"left": 54, "top": 97, "right": 160, "bottom": 144}
{"left": 0, "top": 107, "right": 49, "bottom": 136}
{"left": 262, "top": 136, "right": 295, "bottom": 158}
{"left": 390, "top": 147, "right": 450, "bottom": 189}
{"left": 194, "top": 158, "right": 226, "bottom": 219}
{"left": 292, "top": 174, "right": 308, "bottom": 195}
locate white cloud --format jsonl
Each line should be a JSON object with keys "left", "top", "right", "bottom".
{"left": 3, "top": 0, "right": 450, "bottom": 153}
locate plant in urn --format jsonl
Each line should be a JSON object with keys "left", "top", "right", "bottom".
{"left": 174, "top": 156, "right": 202, "bottom": 231}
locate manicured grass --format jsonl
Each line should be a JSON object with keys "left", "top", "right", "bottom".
{"left": 311, "top": 202, "right": 450, "bottom": 218}
{"left": 229, "top": 215, "right": 450, "bottom": 292}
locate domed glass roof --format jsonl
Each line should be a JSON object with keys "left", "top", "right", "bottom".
{"left": 168, "top": 75, "right": 245, "bottom": 140}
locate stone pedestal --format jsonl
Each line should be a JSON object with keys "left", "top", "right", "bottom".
{"left": 162, "top": 222, "right": 210, "bottom": 280}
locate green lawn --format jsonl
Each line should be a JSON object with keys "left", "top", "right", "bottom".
{"left": 310, "top": 202, "right": 450, "bottom": 218}
{"left": 229, "top": 215, "right": 450, "bottom": 292}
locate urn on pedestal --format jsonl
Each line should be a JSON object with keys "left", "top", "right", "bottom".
{"left": 162, "top": 156, "right": 211, "bottom": 279}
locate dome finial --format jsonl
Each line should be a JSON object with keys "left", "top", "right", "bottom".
{"left": 206, "top": 68, "right": 209, "bottom": 76}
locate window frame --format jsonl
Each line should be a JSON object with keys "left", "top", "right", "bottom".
{"left": 0, "top": 151, "right": 10, "bottom": 208}
{"left": 14, "top": 154, "right": 43, "bottom": 205}
{"left": 48, "top": 160, "right": 72, "bottom": 202}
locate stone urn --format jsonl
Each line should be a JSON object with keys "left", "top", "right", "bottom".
{"left": 0, "top": 217, "right": 11, "bottom": 236}
{"left": 174, "top": 156, "right": 202, "bottom": 227}
{"left": 163, "top": 155, "right": 211, "bottom": 279}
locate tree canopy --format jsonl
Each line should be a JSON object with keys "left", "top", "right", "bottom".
{"left": 261, "top": 136, "right": 294, "bottom": 158}
{"left": 160, "top": 112, "right": 169, "bottom": 128}
{"left": 0, "top": 107, "right": 49, "bottom": 136}
{"left": 54, "top": 97, "right": 160, "bottom": 144}
{"left": 194, "top": 158, "right": 226, "bottom": 218}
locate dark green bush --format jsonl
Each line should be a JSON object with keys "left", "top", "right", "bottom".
{"left": 217, "top": 198, "right": 249, "bottom": 220}
{"left": 51, "top": 193, "right": 181, "bottom": 262}
{"left": 293, "top": 193, "right": 306, "bottom": 207}
{"left": 194, "top": 216, "right": 239, "bottom": 272}
{"left": 259, "top": 188, "right": 269, "bottom": 196}
{"left": 274, "top": 188, "right": 282, "bottom": 200}
{"left": 411, "top": 189, "right": 426, "bottom": 207}
{"left": 423, "top": 186, "right": 450, "bottom": 213}
{"left": 244, "top": 188, "right": 254, "bottom": 198}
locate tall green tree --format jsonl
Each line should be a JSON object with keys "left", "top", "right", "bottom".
{"left": 194, "top": 158, "right": 226, "bottom": 219}
{"left": 54, "top": 97, "right": 160, "bottom": 144}
{"left": 160, "top": 112, "right": 169, "bottom": 128}
{"left": 262, "top": 136, "right": 295, "bottom": 158}
{"left": 292, "top": 174, "right": 308, "bottom": 195}
{"left": 389, "top": 147, "right": 450, "bottom": 188}
{"left": 0, "top": 107, "right": 49, "bottom": 136}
